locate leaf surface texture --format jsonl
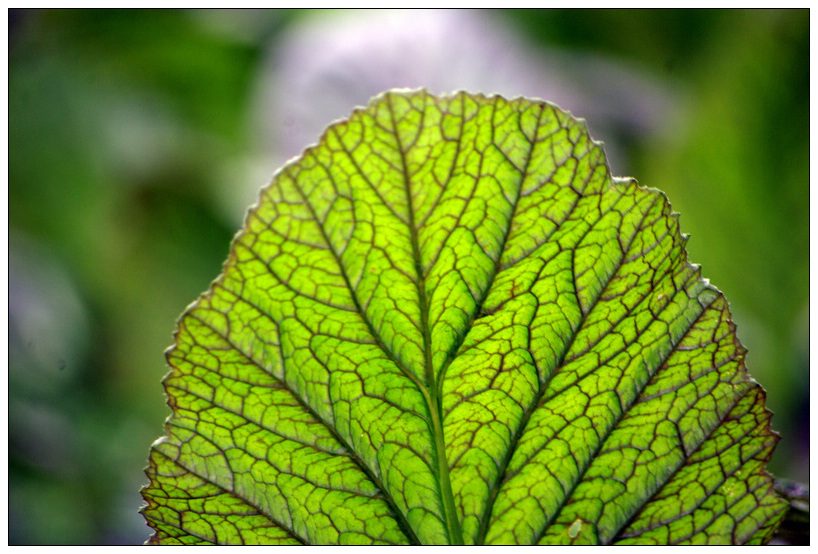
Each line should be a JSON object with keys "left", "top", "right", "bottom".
{"left": 142, "top": 90, "right": 786, "bottom": 545}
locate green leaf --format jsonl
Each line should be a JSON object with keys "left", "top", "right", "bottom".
{"left": 141, "top": 89, "right": 787, "bottom": 545}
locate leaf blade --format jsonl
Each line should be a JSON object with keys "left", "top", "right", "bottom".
{"left": 142, "top": 89, "right": 787, "bottom": 545}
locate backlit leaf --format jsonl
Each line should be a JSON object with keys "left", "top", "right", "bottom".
{"left": 141, "top": 89, "right": 787, "bottom": 545}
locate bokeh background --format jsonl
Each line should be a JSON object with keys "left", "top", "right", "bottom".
{"left": 8, "top": 9, "right": 808, "bottom": 545}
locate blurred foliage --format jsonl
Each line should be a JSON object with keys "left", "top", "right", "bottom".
{"left": 8, "top": 8, "right": 807, "bottom": 545}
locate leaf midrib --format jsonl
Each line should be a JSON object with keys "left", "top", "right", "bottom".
{"left": 386, "top": 92, "right": 463, "bottom": 545}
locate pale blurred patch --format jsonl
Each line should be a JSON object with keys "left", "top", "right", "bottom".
{"left": 232, "top": 9, "right": 678, "bottom": 225}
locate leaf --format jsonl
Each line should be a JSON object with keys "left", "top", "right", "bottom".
{"left": 141, "top": 89, "right": 787, "bottom": 545}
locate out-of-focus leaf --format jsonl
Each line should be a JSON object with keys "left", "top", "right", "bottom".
{"left": 770, "top": 479, "right": 809, "bottom": 545}
{"left": 142, "top": 90, "right": 786, "bottom": 544}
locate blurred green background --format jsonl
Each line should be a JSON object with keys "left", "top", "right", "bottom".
{"left": 8, "top": 9, "right": 808, "bottom": 545}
